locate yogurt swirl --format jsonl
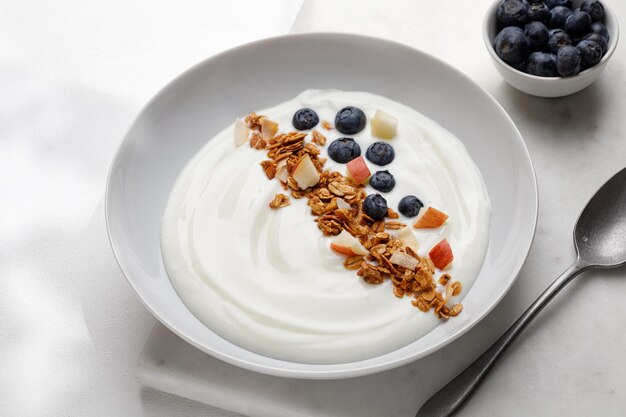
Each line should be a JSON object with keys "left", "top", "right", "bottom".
{"left": 161, "top": 90, "right": 490, "bottom": 364}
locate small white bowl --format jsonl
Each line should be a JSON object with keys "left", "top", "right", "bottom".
{"left": 484, "top": 0, "right": 619, "bottom": 97}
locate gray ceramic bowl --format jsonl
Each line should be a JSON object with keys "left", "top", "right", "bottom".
{"left": 484, "top": 0, "right": 619, "bottom": 97}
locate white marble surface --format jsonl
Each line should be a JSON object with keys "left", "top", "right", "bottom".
{"left": 2, "top": 0, "right": 626, "bottom": 416}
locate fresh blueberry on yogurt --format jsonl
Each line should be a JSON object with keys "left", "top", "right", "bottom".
{"left": 363, "top": 194, "right": 388, "bottom": 221}
{"left": 292, "top": 108, "right": 319, "bottom": 130}
{"left": 335, "top": 106, "right": 366, "bottom": 135}
{"left": 398, "top": 195, "right": 424, "bottom": 218}
{"left": 365, "top": 141, "right": 395, "bottom": 166}
{"left": 369, "top": 170, "right": 396, "bottom": 192}
{"left": 328, "top": 137, "right": 361, "bottom": 163}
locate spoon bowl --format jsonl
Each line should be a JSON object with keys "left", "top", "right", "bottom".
{"left": 575, "top": 167, "right": 626, "bottom": 268}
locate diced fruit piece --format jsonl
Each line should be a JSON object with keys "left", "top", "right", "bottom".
{"left": 292, "top": 108, "right": 319, "bottom": 130}
{"left": 371, "top": 109, "right": 398, "bottom": 139}
{"left": 261, "top": 117, "right": 278, "bottom": 140}
{"left": 370, "top": 170, "right": 395, "bottom": 192}
{"left": 330, "top": 230, "right": 369, "bottom": 256}
{"left": 365, "top": 141, "right": 395, "bottom": 166}
{"left": 234, "top": 118, "right": 249, "bottom": 146}
{"left": 398, "top": 195, "right": 424, "bottom": 218}
{"left": 363, "top": 194, "right": 388, "bottom": 221}
{"left": 328, "top": 137, "right": 361, "bottom": 163}
{"left": 275, "top": 160, "right": 288, "bottom": 182}
{"left": 334, "top": 106, "right": 366, "bottom": 135}
{"left": 429, "top": 239, "right": 453, "bottom": 270}
{"left": 336, "top": 198, "right": 352, "bottom": 209}
{"left": 395, "top": 226, "right": 419, "bottom": 253}
{"left": 413, "top": 207, "right": 449, "bottom": 229}
{"left": 292, "top": 154, "right": 320, "bottom": 190}
{"left": 346, "top": 156, "right": 371, "bottom": 184}
{"left": 389, "top": 251, "right": 420, "bottom": 271}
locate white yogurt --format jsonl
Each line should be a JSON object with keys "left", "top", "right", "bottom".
{"left": 161, "top": 90, "right": 490, "bottom": 364}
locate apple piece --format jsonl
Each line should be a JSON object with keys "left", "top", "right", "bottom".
{"left": 292, "top": 154, "right": 320, "bottom": 190}
{"left": 395, "top": 226, "right": 419, "bottom": 252}
{"left": 371, "top": 109, "right": 398, "bottom": 139}
{"left": 234, "top": 118, "right": 250, "bottom": 146}
{"left": 429, "top": 238, "right": 453, "bottom": 270}
{"left": 330, "top": 230, "right": 369, "bottom": 256}
{"left": 261, "top": 117, "right": 278, "bottom": 140}
{"left": 413, "top": 207, "right": 449, "bottom": 229}
{"left": 275, "top": 160, "right": 288, "bottom": 183}
{"left": 336, "top": 198, "right": 352, "bottom": 210}
{"left": 389, "top": 251, "right": 420, "bottom": 271}
{"left": 346, "top": 156, "right": 371, "bottom": 184}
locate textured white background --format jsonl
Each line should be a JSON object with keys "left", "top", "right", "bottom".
{"left": 2, "top": 0, "right": 626, "bottom": 416}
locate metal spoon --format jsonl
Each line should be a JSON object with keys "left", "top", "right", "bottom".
{"left": 417, "top": 167, "right": 626, "bottom": 417}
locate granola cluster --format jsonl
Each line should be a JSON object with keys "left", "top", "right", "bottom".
{"left": 244, "top": 113, "right": 462, "bottom": 319}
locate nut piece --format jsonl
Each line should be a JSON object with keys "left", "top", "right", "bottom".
{"left": 371, "top": 109, "right": 398, "bottom": 139}
{"left": 269, "top": 193, "right": 290, "bottom": 209}
{"left": 292, "top": 154, "right": 320, "bottom": 190}
{"left": 234, "top": 118, "right": 250, "bottom": 146}
{"left": 413, "top": 207, "right": 449, "bottom": 229}
{"left": 389, "top": 251, "right": 420, "bottom": 271}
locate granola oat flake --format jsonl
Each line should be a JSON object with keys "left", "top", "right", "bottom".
{"left": 161, "top": 90, "right": 490, "bottom": 364}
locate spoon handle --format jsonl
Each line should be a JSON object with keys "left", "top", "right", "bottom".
{"left": 416, "top": 260, "right": 589, "bottom": 417}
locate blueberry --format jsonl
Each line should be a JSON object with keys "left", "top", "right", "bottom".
{"left": 363, "top": 194, "right": 388, "bottom": 221}
{"left": 582, "top": 33, "right": 608, "bottom": 55}
{"left": 526, "top": 52, "right": 559, "bottom": 76}
{"left": 334, "top": 106, "right": 366, "bottom": 135}
{"left": 547, "top": 28, "right": 572, "bottom": 53}
{"left": 292, "top": 108, "right": 319, "bottom": 130}
{"left": 580, "top": 0, "right": 604, "bottom": 22}
{"left": 545, "top": 0, "right": 572, "bottom": 9}
{"left": 365, "top": 142, "right": 395, "bottom": 166}
{"left": 398, "top": 196, "right": 424, "bottom": 218}
{"left": 565, "top": 11, "right": 592, "bottom": 38}
{"left": 369, "top": 170, "right": 396, "bottom": 192}
{"left": 556, "top": 45, "right": 582, "bottom": 76}
{"left": 327, "top": 138, "right": 361, "bottom": 163}
{"left": 494, "top": 26, "right": 530, "bottom": 66}
{"left": 528, "top": 2, "right": 550, "bottom": 22}
{"left": 525, "top": 21, "right": 549, "bottom": 51}
{"left": 549, "top": 6, "right": 573, "bottom": 29}
{"left": 576, "top": 39, "right": 603, "bottom": 68}
{"left": 496, "top": 0, "right": 529, "bottom": 27}
{"left": 590, "top": 22, "right": 610, "bottom": 41}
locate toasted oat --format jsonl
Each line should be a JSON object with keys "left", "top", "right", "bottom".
{"left": 321, "top": 120, "right": 333, "bottom": 130}
{"left": 260, "top": 160, "right": 277, "bottom": 179}
{"left": 438, "top": 273, "right": 451, "bottom": 286}
{"left": 385, "top": 221, "right": 406, "bottom": 230}
{"left": 245, "top": 112, "right": 264, "bottom": 130}
{"left": 311, "top": 130, "right": 327, "bottom": 146}
{"left": 344, "top": 256, "right": 364, "bottom": 270}
{"left": 387, "top": 208, "right": 400, "bottom": 219}
{"left": 269, "top": 193, "right": 290, "bottom": 209}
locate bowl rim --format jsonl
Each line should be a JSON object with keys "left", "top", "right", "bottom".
{"left": 483, "top": 0, "right": 620, "bottom": 81}
{"left": 105, "top": 32, "right": 539, "bottom": 379}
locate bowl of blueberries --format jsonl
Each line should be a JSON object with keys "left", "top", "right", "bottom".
{"left": 484, "top": 0, "right": 618, "bottom": 97}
